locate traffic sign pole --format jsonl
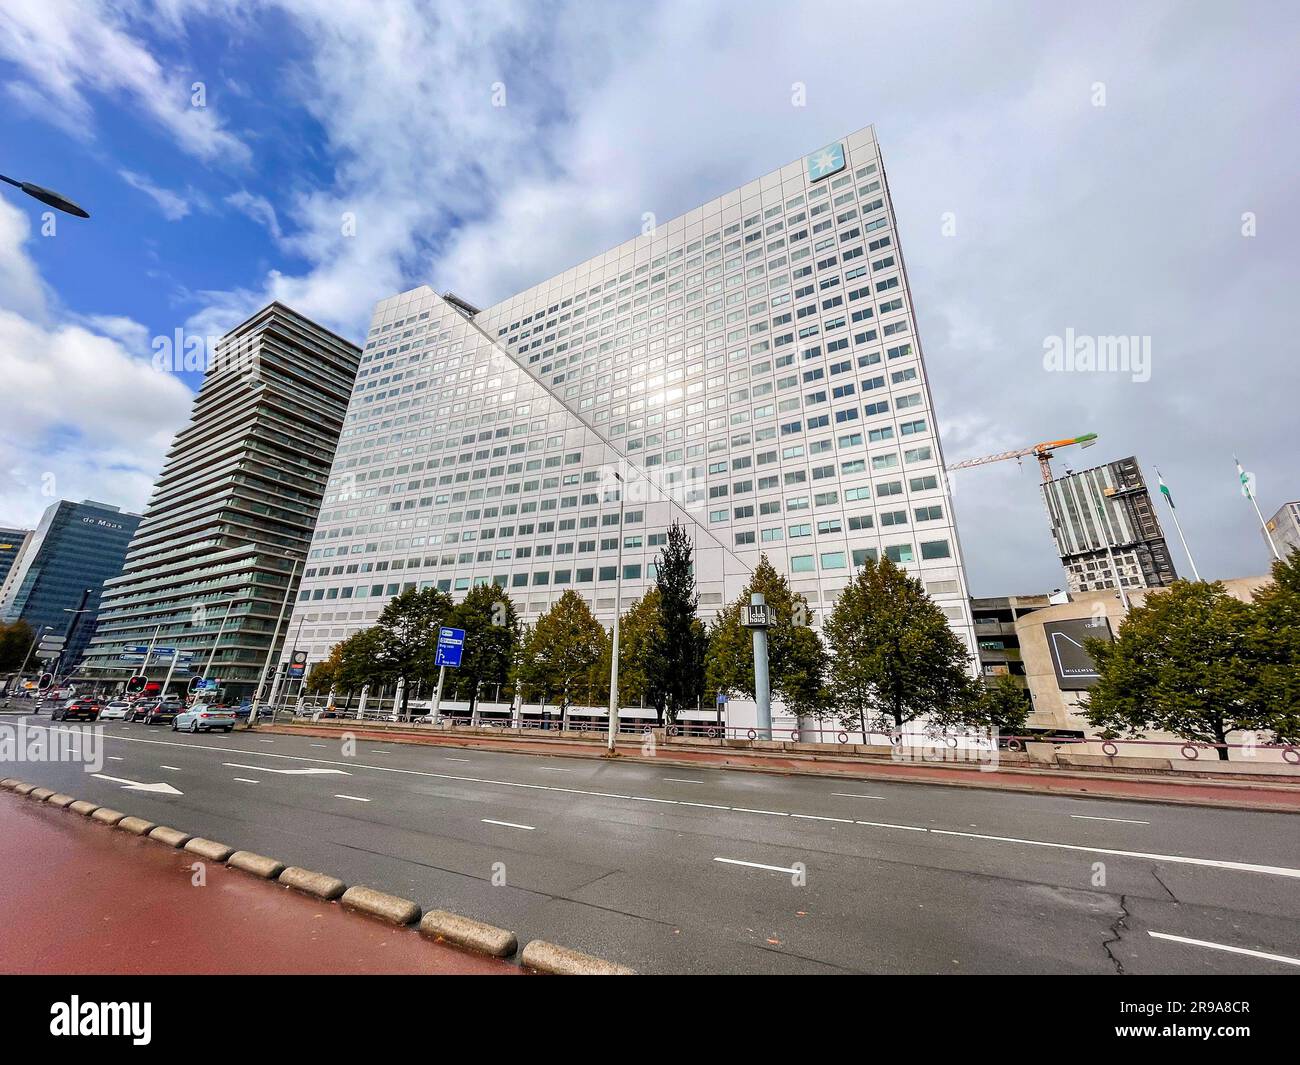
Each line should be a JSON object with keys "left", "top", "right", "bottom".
{"left": 746, "top": 593, "right": 772, "bottom": 741}
{"left": 431, "top": 665, "right": 446, "bottom": 721}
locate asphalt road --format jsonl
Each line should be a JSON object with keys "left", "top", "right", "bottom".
{"left": 3, "top": 715, "right": 1298, "bottom": 974}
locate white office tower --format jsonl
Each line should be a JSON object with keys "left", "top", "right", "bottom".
{"left": 289, "top": 126, "right": 976, "bottom": 667}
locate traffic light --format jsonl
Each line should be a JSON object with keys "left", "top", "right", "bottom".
{"left": 126, "top": 675, "right": 147, "bottom": 695}
{"left": 37, "top": 672, "right": 53, "bottom": 691}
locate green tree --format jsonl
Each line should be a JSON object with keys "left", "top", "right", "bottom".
{"left": 0, "top": 620, "right": 34, "bottom": 673}
{"left": 646, "top": 522, "right": 707, "bottom": 724}
{"left": 372, "top": 587, "right": 454, "bottom": 713}
{"left": 446, "top": 584, "right": 520, "bottom": 713}
{"left": 594, "top": 588, "right": 663, "bottom": 709}
{"left": 334, "top": 627, "right": 391, "bottom": 694}
{"left": 1083, "top": 579, "right": 1267, "bottom": 760}
{"left": 1249, "top": 549, "right": 1300, "bottom": 742}
{"left": 965, "top": 674, "right": 1032, "bottom": 734}
{"left": 304, "top": 645, "right": 340, "bottom": 696}
{"left": 822, "top": 555, "right": 977, "bottom": 738}
{"left": 705, "top": 555, "right": 826, "bottom": 719}
{"left": 516, "top": 590, "right": 608, "bottom": 722}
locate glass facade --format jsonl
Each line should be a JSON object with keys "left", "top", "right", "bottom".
{"left": 0, "top": 501, "right": 141, "bottom": 670}
{"left": 289, "top": 125, "right": 976, "bottom": 665}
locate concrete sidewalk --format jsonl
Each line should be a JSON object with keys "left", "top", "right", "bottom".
{"left": 0, "top": 797, "right": 517, "bottom": 975}
{"left": 261, "top": 722, "right": 1300, "bottom": 813}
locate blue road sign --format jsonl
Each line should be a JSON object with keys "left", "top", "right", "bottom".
{"left": 435, "top": 626, "right": 465, "bottom": 668}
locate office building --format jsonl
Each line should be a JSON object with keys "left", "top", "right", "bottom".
{"left": 970, "top": 593, "right": 1052, "bottom": 685}
{"left": 287, "top": 125, "right": 977, "bottom": 676}
{"left": 1042, "top": 455, "right": 1176, "bottom": 594}
{"left": 0, "top": 526, "right": 33, "bottom": 598}
{"left": 79, "top": 304, "right": 361, "bottom": 698}
{"left": 1264, "top": 500, "right": 1300, "bottom": 558}
{"left": 0, "top": 501, "right": 140, "bottom": 671}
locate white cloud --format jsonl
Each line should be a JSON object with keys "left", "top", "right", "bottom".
{"left": 0, "top": 199, "right": 192, "bottom": 526}
{"left": 225, "top": 189, "right": 282, "bottom": 239}
{"left": 118, "top": 168, "right": 194, "bottom": 220}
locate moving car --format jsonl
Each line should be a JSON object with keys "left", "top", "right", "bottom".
{"left": 52, "top": 697, "right": 102, "bottom": 722}
{"left": 143, "top": 701, "right": 183, "bottom": 726}
{"left": 99, "top": 700, "right": 132, "bottom": 721}
{"left": 172, "top": 704, "right": 237, "bottom": 733}
{"left": 128, "top": 699, "right": 159, "bottom": 722}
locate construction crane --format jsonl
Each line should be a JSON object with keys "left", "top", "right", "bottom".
{"left": 947, "top": 432, "right": 1098, "bottom": 483}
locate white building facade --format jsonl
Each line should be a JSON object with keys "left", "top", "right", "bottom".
{"left": 287, "top": 125, "right": 976, "bottom": 673}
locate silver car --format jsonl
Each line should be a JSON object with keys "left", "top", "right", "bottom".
{"left": 172, "top": 704, "right": 237, "bottom": 733}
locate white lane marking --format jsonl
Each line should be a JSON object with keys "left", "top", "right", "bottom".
{"left": 445, "top": 757, "right": 471, "bottom": 762}
{"left": 258, "top": 739, "right": 274, "bottom": 743}
{"left": 90, "top": 773, "right": 183, "bottom": 795}
{"left": 664, "top": 778, "right": 705, "bottom": 784}
{"left": 538, "top": 766, "right": 570, "bottom": 772}
{"left": 1147, "top": 931, "right": 1300, "bottom": 968}
{"left": 793, "top": 813, "right": 855, "bottom": 824}
{"left": 732, "top": 807, "right": 788, "bottom": 817}
{"left": 310, "top": 744, "right": 328, "bottom": 748}
{"left": 714, "top": 857, "right": 801, "bottom": 875}
{"left": 334, "top": 794, "right": 371, "bottom": 803}
{"left": 1071, "top": 814, "right": 1150, "bottom": 825}
{"left": 233, "top": 778, "right": 259, "bottom": 784}
{"left": 222, "top": 762, "right": 350, "bottom": 776}
{"left": 929, "top": 829, "right": 1300, "bottom": 880}
{"left": 160, "top": 766, "right": 182, "bottom": 771}
{"left": 30, "top": 724, "right": 1299, "bottom": 882}
{"left": 108, "top": 756, "right": 124, "bottom": 761}
{"left": 832, "top": 792, "right": 885, "bottom": 800}
{"left": 482, "top": 818, "right": 535, "bottom": 831}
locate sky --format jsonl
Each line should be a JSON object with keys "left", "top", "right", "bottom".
{"left": 1, "top": 0, "right": 1296, "bottom": 597}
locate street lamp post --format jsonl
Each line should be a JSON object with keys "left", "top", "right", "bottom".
{"left": 0, "top": 172, "right": 90, "bottom": 217}
{"left": 606, "top": 472, "right": 625, "bottom": 754}
{"left": 248, "top": 556, "right": 300, "bottom": 728}
{"left": 201, "top": 594, "right": 239, "bottom": 680}
{"left": 16, "top": 625, "right": 53, "bottom": 689}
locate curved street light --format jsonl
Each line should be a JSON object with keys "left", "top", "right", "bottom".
{"left": 0, "top": 172, "right": 90, "bottom": 218}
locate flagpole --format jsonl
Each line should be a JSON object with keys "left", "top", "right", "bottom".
{"left": 1236, "top": 456, "right": 1281, "bottom": 561}
{"left": 1154, "top": 466, "right": 1201, "bottom": 581}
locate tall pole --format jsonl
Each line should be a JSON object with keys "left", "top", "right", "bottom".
{"left": 54, "top": 588, "right": 92, "bottom": 683}
{"left": 248, "top": 556, "right": 300, "bottom": 729}
{"left": 1236, "top": 456, "right": 1280, "bottom": 561}
{"left": 750, "top": 593, "right": 772, "bottom": 740}
{"left": 1154, "top": 467, "right": 1201, "bottom": 581}
{"left": 606, "top": 472, "right": 625, "bottom": 753}
{"left": 431, "top": 664, "right": 446, "bottom": 721}
{"left": 16, "top": 624, "right": 52, "bottom": 688}
{"left": 202, "top": 598, "right": 236, "bottom": 678}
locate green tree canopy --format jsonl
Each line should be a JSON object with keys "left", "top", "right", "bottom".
{"left": 516, "top": 589, "right": 608, "bottom": 715}
{"left": 446, "top": 583, "right": 520, "bottom": 711}
{"left": 372, "top": 587, "right": 454, "bottom": 696}
{"left": 0, "top": 620, "right": 34, "bottom": 673}
{"left": 1249, "top": 549, "right": 1300, "bottom": 742}
{"left": 822, "top": 555, "right": 977, "bottom": 736}
{"left": 1083, "top": 579, "right": 1270, "bottom": 760}
{"left": 646, "top": 521, "right": 707, "bottom": 723}
{"left": 705, "top": 555, "right": 826, "bottom": 718}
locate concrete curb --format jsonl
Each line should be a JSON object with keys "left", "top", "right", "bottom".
{"left": 147, "top": 826, "right": 192, "bottom": 848}
{"left": 90, "top": 807, "right": 126, "bottom": 826}
{"left": 12, "top": 782, "right": 37, "bottom": 795}
{"left": 184, "top": 837, "right": 235, "bottom": 862}
{"left": 279, "top": 866, "right": 347, "bottom": 900}
{"left": 341, "top": 885, "right": 421, "bottom": 926}
{"left": 521, "top": 940, "right": 636, "bottom": 975}
{"left": 419, "top": 910, "right": 518, "bottom": 958}
{"left": 0, "top": 778, "right": 21, "bottom": 789}
{"left": 46, "top": 793, "right": 76, "bottom": 808}
{"left": 69, "top": 799, "right": 99, "bottom": 816}
{"left": 117, "top": 816, "right": 156, "bottom": 836}
{"left": 29, "top": 786, "right": 55, "bottom": 801}
{"left": 228, "top": 851, "right": 285, "bottom": 879}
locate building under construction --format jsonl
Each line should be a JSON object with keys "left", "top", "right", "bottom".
{"left": 1041, "top": 456, "right": 1177, "bottom": 594}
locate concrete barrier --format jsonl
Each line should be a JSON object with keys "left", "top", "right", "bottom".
{"left": 117, "top": 816, "right": 156, "bottom": 836}
{"left": 340, "top": 885, "right": 421, "bottom": 926}
{"left": 90, "top": 807, "right": 126, "bottom": 826}
{"left": 228, "top": 851, "right": 285, "bottom": 879}
{"left": 147, "top": 826, "right": 192, "bottom": 848}
{"left": 12, "top": 782, "right": 37, "bottom": 795}
{"left": 279, "top": 866, "right": 347, "bottom": 900}
{"left": 68, "top": 799, "right": 99, "bottom": 815}
{"left": 45, "top": 793, "right": 76, "bottom": 808}
{"left": 29, "top": 787, "right": 55, "bottom": 801}
{"left": 184, "top": 837, "right": 235, "bottom": 862}
{"left": 0, "top": 778, "right": 20, "bottom": 789}
{"left": 419, "top": 910, "right": 518, "bottom": 958}
{"left": 520, "top": 939, "right": 635, "bottom": 975}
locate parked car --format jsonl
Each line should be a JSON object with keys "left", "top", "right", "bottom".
{"left": 52, "top": 696, "right": 102, "bottom": 722}
{"left": 172, "top": 704, "right": 237, "bottom": 733}
{"left": 99, "top": 700, "right": 132, "bottom": 721}
{"left": 143, "top": 701, "right": 183, "bottom": 726}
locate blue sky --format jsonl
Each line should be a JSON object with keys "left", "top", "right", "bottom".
{"left": 2, "top": 1, "right": 1297, "bottom": 595}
